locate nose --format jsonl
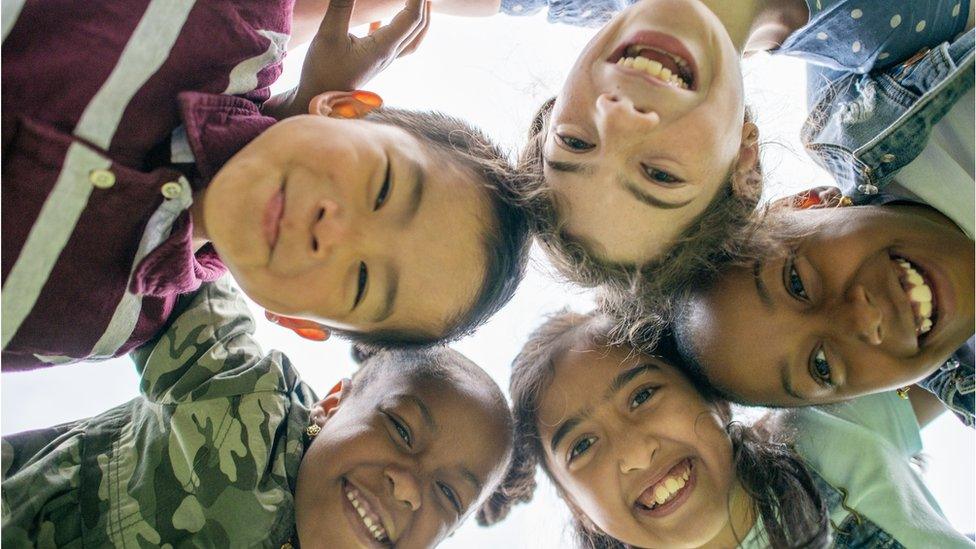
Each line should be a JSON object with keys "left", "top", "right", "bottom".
{"left": 310, "top": 198, "right": 355, "bottom": 258}
{"left": 384, "top": 466, "right": 422, "bottom": 512}
{"left": 595, "top": 93, "right": 660, "bottom": 134}
{"left": 616, "top": 430, "right": 659, "bottom": 474}
{"left": 844, "top": 284, "right": 883, "bottom": 345}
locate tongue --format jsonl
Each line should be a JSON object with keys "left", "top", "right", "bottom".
{"left": 637, "top": 49, "right": 682, "bottom": 77}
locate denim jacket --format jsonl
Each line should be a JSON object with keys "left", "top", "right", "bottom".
{"left": 800, "top": 29, "right": 974, "bottom": 197}
{"left": 807, "top": 470, "right": 906, "bottom": 549}
{"left": 918, "top": 337, "right": 975, "bottom": 427}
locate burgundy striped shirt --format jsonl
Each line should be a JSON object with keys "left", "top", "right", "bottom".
{"left": 2, "top": 0, "right": 292, "bottom": 370}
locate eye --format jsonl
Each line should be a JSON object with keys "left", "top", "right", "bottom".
{"left": 386, "top": 412, "right": 413, "bottom": 448}
{"left": 437, "top": 482, "right": 462, "bottom": 515}
{"left": 374, "top": 159, "right": 392, "bottom": 211}
{"left": 629, "top": 386, "right": 657, "bottom": 410}
{"left": 784, "top": 255, "right": 809, "bottom": 301}
{"left": 641, "top": 165, "right": 682, "bottom": 185}
{"left": 809, "top": 346, "right": 833, "bottom": 387}
{"left": 568, "top": 436, "right": 596, "bottom": 462}
{"left": 557, "top": 134, "right": 595, "bottom": 151}
{"left": 353, "top": 262, "right": 368, "bottom": 308}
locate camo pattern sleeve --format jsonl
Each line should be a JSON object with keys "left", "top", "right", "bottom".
{"left": 500, "top": 0, "right": 637, "bottom": 27}
{"left": 2, "top": 279, "right": 319, "bottom": 548}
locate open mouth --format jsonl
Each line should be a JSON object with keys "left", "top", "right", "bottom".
{"left": 343, "top": 479, "right": 392, "bottom": 545}
{"left": 891, "top": 254, "right": 938, "bottom": 343}
{"left": 607, "top": 31, "right": 698, "bottom": 90}
{"left": 634, "top": 459, "right": 695, "bottom": 517}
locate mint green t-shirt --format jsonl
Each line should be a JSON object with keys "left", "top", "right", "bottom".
{"left": 741, "top": 392, "right": 971, "bottom": 548}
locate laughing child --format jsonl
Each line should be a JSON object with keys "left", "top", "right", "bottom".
{"left": 483, "top": 311, "right": 971, "bottom": 547}
{"left": 2, "top": 0, "right": 531, "bottom": 370}
{"left": 2, "top": 279, "right": 514, "bottom": 547}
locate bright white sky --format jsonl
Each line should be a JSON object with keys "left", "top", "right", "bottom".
{"left": 2, "top": 9, "right": 973, "bottom": 547}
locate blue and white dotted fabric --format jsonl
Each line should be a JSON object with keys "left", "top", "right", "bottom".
{"left": 500, "top": 0, "right": 637, "bottom": 27}
{"left": 779, "top": 0, "right": 972, "bottom": 73}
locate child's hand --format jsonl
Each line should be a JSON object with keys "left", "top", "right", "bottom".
{"left": 266, "top": 0, "right": 430, "bottom": 119}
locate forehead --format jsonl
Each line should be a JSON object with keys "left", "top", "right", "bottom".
{"left": 386, "top": 148, "right": 494, "bottom": 335}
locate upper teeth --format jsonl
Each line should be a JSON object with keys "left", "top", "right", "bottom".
{"left": 616, "top": 46, "right": 690, "bottom": 89}
{"left": 346, "top": 486, "right": 390, "bottom": 543}
{"left": 894, "top": 258, "right": 935, "bottom": 335}
{"left": 643, "top": 462, "right": 691, "bottom": 509}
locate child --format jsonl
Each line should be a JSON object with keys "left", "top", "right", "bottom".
{"left": 515, "top": 0, "right": 970, "bottom": 337}
{"left": 1, "top": 279, "right": 515, "bottom": 547}
{"left": 1, "top": 0, "right": 531, "bottom": 370}
{"left": 483, "top": 311, "right": 971, "bottom": 547}
{"left": 673, "top": 201, "right": 975, "bottom": 425}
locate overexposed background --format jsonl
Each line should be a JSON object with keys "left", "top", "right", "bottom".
{"left": 2, "top": 10, "right": 973, "bottom": 546}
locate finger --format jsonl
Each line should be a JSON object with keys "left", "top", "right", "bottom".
{"left": 396, "top": 1, "right": 431, "bottom": 57}
{"left": 320, "top": 0, "right": 357, "bottom": 38}
{"left": 369, "top": 0, "right": 425, "bottom": 54}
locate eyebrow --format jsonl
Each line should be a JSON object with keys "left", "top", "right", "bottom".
{"left": 543, "top": 157, "right": 595, "bottom": 175}
{"left": 404, "top": 394, "right": 437, "bottom": 432}
{"left": 752, "top": 259, "right": 774, "bottom": 310}
{"left": 619, "top": 178, "right": 694, "bottom": 210}
{"left": 402, "top": 160, "right": 425, "bottom": 226}
{"left": 548, "top": 362, "right": 659, "bottom": 454}
{"left": 461, "top": 468, "right": 483, "bottom": 498}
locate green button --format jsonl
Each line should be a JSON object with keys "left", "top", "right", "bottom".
{"left": 160, "top": 181, "right": 183, "bottom": 199}
{"left": 89, "top": 169, "right": 116, "bottom": 189}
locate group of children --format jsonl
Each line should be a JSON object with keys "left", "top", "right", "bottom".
{"left": 2, "top": 0, "right": 973, "bottom": 547}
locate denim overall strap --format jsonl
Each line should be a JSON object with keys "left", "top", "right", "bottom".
{"left": 807, "top": 468, "right": 907, "bottom": 548}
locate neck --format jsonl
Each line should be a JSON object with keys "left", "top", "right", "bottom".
{"left": 700, "top": 481, "right": 757, "bottom": 549}
{"left": 700, "top": 0, "right": 809, "bottom": 54}
{"left": 189, "top": 191, "right": 210, "bottom": 252}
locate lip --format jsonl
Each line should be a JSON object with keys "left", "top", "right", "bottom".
{"left": 632, "top": 458, "right": 696, "bottom": 519}
{"left": 892, "top": 251, "right": 954, "bottom": 351}
{"left": 341, "top": 478, "right": 395, "bottom": 547}
{"left": 606, "top": 31, "right": 699, "bottom": 91}
{"left": 262, "top": 184, "right": 285, "bottom": 252}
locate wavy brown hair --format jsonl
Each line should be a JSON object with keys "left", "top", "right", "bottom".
{"left": 513, "top": 99, "right": 765, "bottom": 349}
{"left": 478, "top": 311, "right": 829, "bottom": 548}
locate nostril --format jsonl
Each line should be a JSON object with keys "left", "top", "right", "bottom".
{"left": 316, "top": 207, "right": 325, "bottom": 221}
{"left": 311, "top": 237, "right": 318, "bottom": 252}
{"left": 608, "top": 94, "right": 619, "bottom": 102}
{"left": 634, "top": 105, "right": 649, "bottom": 114}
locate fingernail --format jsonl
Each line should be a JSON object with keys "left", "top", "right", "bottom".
{"left": 369, "top": 21, "right": 381, "bottom": 33}
{"left": 296, "top": 328, "right": 329, "bottom": 342}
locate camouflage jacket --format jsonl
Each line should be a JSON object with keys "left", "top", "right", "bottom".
{"left": 2, "top": 279, "right": 318, "bottom": 548}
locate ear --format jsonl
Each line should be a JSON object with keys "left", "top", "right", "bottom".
{"left": 309, "top": 378, "right": 352, "bottom": 426}
{"left": 771, "top": 185, "right": 849, "bottom": 210}
{"left": 732, "top": 122, "right": 759, "bottom": 195}
{"left": 265, "top": 311, "right": 331, "bottom": 342}
{"left": 308, "top": 90, "right": 383, "bottom": 119}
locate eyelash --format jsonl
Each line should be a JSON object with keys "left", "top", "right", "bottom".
{"left": 810, "top": 346, "right": 833, "bottom": 387}
{"left": 386, "top": 412, "right": 413, "bottom": 447}
{"left": 641, "top": 165, "right": 682, "bottom": 185}
{"left": 785, "top": 255, "right": 809, "bottom": 301}
{"left": 629, "top": 385, "right": 657, "bottom": 410}
{"left": 438, "top": 482, "right": 462, "bottom": 515}
{"left": 353, "top": 262, "right": 368, "bottom": 308}
{"left": 375, "top": 159, "right": 392, "bottom": 210}
{"left": 557, "top": 134, "right": 595, "bottom": 151}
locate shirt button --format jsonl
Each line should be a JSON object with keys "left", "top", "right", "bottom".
{"left": 857, "top": 183, "right": 879, "bottom": 195}
{"left": 160, "top": 181, "right": 183, "bottom": 199}
{"left": 89, "top": 169, "right": 116, "bottom": 189}
{"left": 881, "top": 153, "right": 896, "bottom": 163}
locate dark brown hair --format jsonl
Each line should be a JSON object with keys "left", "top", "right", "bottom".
{"left": 479, "top": 311, "right": 829, "bottom": 548}
{"left": 330, "top": 108, "right": 532, "bottom": 348}
{"left": 514, "top": 98, "right": 765, "bottom": 349}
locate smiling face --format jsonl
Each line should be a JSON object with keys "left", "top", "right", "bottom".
{"left": 681, "top": 205, "right": 975, "bottom": 405}
{"left": 295, "top": 362, "right": 512, "bottom": 549}
{"left": 200, "top": 114, "right": 491, "bottom": 339}
{"left": 545, "top": 0, "right": 754, "bottom": 264}
{"left": 536, "top": 343, "right": 748, "bottom": 547}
